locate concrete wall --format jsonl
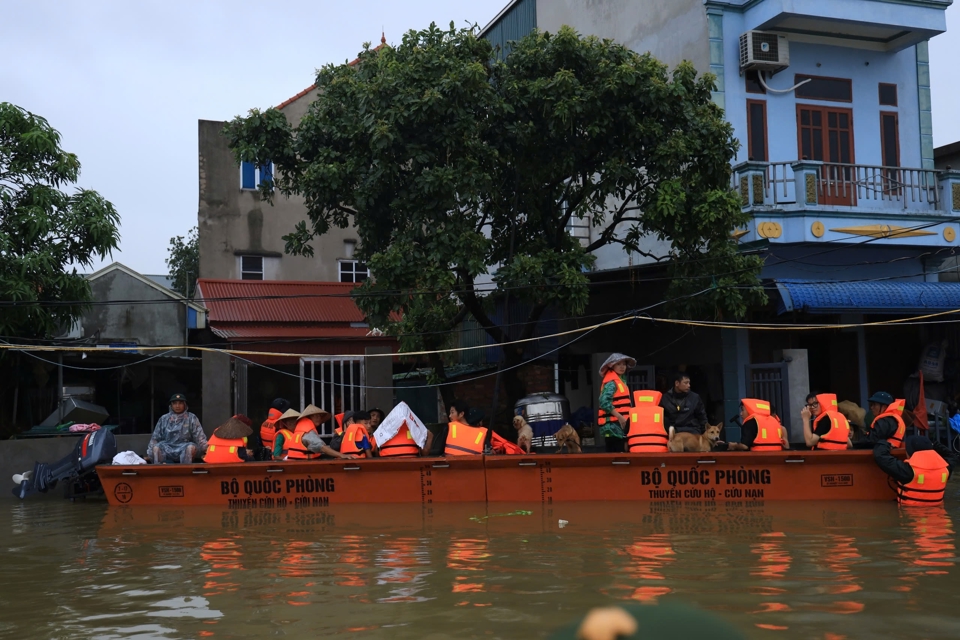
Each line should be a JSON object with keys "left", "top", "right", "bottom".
{"left": 536, "top": 0, "right": 711, "bottom": 72}
{"left": 202, "top": 350, "right": 233, "bottom": 436}
{"left": 197, "top": 118, "right": 358, "bottom": 282}
{"left": 364, "top": 346, "right": 394, "bottom": 414}
{"left": 84, "top": 269, "right": 187, "bottom": 348}
{"left": 0, "top": 434, "right": 149, "bottom": 501}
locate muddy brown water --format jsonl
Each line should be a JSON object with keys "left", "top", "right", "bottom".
{"left": 1, "top": 498, "right": 958, "bottom": 639}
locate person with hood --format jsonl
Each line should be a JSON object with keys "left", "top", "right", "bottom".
{"left": 598, "top": 353, "right": 635, "bottom": 452}
{"left": 874, "top": 435, "right": 957, "bottom": 506}
{"left": 146, "top": 393, "right": 207, "bottom": 463}
{"left": 660, "top": 371, "right": 708, "bottom": 435}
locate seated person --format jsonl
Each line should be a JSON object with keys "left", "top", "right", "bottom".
{"left": 294, "top": 405, "right": 350, "bottom": 460}
{"left": 204, "top": 416, "right": 254, "bottom": 463}
{"left": 425, "top": 400, "right": 470, "bottom": 456}
{"left": 146, "top": 393, "right": 207, "bottom": 463}
{"left": 368, "top": 408, "right": 386, "bottom": 433}
{"left": 339, "top": 411, "right": 376, "bottom": 458}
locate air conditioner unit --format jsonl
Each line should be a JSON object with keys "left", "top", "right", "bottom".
{"left": 739, "top": 31, "right": 790, "bottom": 73}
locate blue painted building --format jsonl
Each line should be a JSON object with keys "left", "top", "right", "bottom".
{"left": 481, "top": 0, "right": 959, "bottom": 440}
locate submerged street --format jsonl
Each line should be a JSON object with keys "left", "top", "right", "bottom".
{"left": 2, "top": 499, "right": 958, "bottom": 639}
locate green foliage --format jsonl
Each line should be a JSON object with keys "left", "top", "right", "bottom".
{"left": 225, "top": 24, "right": 764, "bottom": 376}
{"left": 0, "top": 102, "right": 120, "bottom": 339}
{"left": 166, "top": 226, "right": 199, "bottom": 298}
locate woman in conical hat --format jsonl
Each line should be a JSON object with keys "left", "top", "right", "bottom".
{"left": 598, "top": 353, "right": 636, "bottom": 453}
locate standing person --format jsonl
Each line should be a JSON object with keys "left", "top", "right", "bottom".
{"left": 146, "top": 393, "right": 207, "bottom": 464}
{"left": 800, "top": 393, "right": 851, "bottom": 450}
{"left": 259, "top": 398, "right": 290, "bottom": 460}
{"left": 852, "top": 392, "right": 906, "bottom": 449}
{"left": 597, "top": 353, "right": 636, "bottom": 453}
{"left": 660, "top": 371, "right": 707, "bottom": 435}
{"left": 874, "top": 435, "right": 957, "bottom": 506}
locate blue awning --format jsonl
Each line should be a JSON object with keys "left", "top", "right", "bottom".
{"left": 775, "top": 279, "right": 960, "bottom": 315}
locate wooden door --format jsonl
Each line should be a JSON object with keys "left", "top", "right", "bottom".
{"left": 798, "top": 105, "right": 856, "bottom": 206}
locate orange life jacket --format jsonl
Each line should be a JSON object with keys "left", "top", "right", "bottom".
{"left": 444, "top": 422, "right": 487, "bottom": 456}
{"left": 284, "top": 420, "right": 321, "bottom": 460}
{"left": 597, "top": 370, "right": 632, "bottom": 426}
{"left": 335, "top": 413, "right": 345, "bottom": 436}
{"left": 898, "top": 449, "right": 949, "bottom": 506}
{"left": 375, "top": 423, "right": 419, "bottom": 457}
{"left": 274, "top": 428, "right": 295, "bottom": 460}
{"left": 259, "top": 408, "right": 283, "bottom": 451}
{"left": 491, "top": 431, "right": 525, "bottom": 455}
{"left": 626, "top": 390, "right": 667, "bottom": 452}
{"left": 341, "top": 423, "right": 372, "bottom": 456}
{"left": 872, "top": 398, "right": 906, "bottom": 448}
{"left": 741, "top": 398, "right": 784, "bottom": 451}
{"left": 203, "top": 435, "right": 247, "bottom": 464}
{"left": 814, "top": 394, "right": 850, "bottom": 450}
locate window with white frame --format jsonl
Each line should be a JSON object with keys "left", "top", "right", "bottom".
{"left": 240, "top": 256, "right": 264, "bottom": 280}
{"left": 339, "top": 260, "right": 368, "bottom": 283}
{"left": 240, "top": 161, "right": 273, "bottom": 190}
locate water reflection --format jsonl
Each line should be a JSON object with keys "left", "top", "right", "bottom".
{"left": 0, "top": 499, "right": 958, "bottom": 638}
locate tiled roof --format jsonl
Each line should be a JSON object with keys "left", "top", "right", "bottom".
{"left": 197, "top": 279, "right": 365, "bottom": 324}
{"left": 776, "top": 279, "right": 960, "bottom": 314}
{"left": 276, "top": 40, "right": 387, "bottom": 110}
{"left": 210, "top": 324, "right": 375, "bottom": 340}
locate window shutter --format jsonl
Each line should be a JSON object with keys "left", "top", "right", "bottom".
{"left": 241, "top": 161, "right": 256, "bottom": 189}
{"left": 259, "top": 162, "right": 273, "bottom": 185}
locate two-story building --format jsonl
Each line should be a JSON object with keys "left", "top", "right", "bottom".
{"left": 482, "top": 0, "right": 958, "bottom": 441}
{"left": 197, "top": 50, "right": 395, "bottom": 432}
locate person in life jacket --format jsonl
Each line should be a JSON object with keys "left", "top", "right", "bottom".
{"left": 340, "top": 411, "right": 376, "bottom": 458}
{"left": 373, "top": 411, "right": 422, "bottom": 458}
{"left": 597, "top": 353, "right": 636, "bottom": 453}
{"left": 874, "top": 435, "right": 957, "bottom": 507}
{"left": 800, "top": 393, "right": 851, "bottom": 450}
{"left": 738, "top": 398, "right": 788, "bottom": 451}
{"left": 204, "top": 417, "right": 253, "bottom": 463}
{"left": 851, "top": 391, "right": 906, "bottom": 449}
{"left": 271, "top": 408, "right": 302, "bottom": 459}
{"left": 259, "top": 397, "right": 290, "bottom": 460}
{"left": 286, "top": 404, "right": 349, "bottom": 460}
{"left": 626, "top": 390, "right": 668, "bottom": 453}
{"left": 440, "top": 401, "right": 488, "bottom": 456}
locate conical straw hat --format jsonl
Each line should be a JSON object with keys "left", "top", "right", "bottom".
{"left": 299, "top": 404, "right": 331, "bottom": 423}
{"left": 214, "top": 417, "right": 253, "bottom": 439}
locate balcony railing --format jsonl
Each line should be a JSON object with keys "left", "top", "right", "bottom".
{"left": 734, "top": 161, "right": 942, "bottom": 211}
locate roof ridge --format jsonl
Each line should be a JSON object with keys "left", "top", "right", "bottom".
{"left": 276, "top": 42, "right": 387, "bottom": 110}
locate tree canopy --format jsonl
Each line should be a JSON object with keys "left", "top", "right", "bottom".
{"left": 166, "top": 226, "right": 199, "bottom": 298}
{"left": 225, "top": 24, "right": 764, "bottom": 406}
{"left": 0, "top": 102, "right": 120, "bottom": 339}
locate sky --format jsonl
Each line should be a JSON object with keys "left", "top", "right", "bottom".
{"left": 3, "top": 0, "right": 959, "bottom": 276}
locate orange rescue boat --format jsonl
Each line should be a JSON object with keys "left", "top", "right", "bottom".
{"left": 97, "top": 449, "right": 899, "bottom": 507}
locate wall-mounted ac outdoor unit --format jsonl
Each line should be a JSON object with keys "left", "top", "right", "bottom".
{"left": 739, "top": 31, "right": 790, "bottom": 73}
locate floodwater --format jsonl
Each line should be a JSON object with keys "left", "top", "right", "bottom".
{"left": 1, "top": 499, "right": 959, "bottom": 640}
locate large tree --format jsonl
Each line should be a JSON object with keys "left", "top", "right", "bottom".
{"left": 225, "top": 24, "right": 764, "bottom": 410}
{"left": 166, "top": 226, "right": 199, "bottom": 298}
{"left": 0, "top": 102, "right": 120, "bottom": 339}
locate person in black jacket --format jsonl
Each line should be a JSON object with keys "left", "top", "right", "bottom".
{"left": 852, "top": 391, "right": 903, "bottom": 449}
{"left": 660, "top": 372, "right": 708, "bottom": 435}
{"left": 873, "top": 435, "right": 957, "bottom": 484}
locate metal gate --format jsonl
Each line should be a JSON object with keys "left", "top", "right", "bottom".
{"left": 745, "top": 363, "right": 789, "bottom": 417}
{"left": 233, "top": 360, "right": 248, "bottom": 417}
{"left": 300, "top": 357, "right": 365, "bottom": 437}
{"left": 626, "top": 365, "right": 655, "bottom": 396}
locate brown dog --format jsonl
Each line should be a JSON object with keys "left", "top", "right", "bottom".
{"left": 513, "top": 415, "right": 534, "bottom": 454}
{"left": 554, "top": 423, "right": 582, "bottom": 454}
{"left": 668, "top": 423, "right": 737, "bottom": 453}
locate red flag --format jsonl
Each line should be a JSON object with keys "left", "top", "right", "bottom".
{"left": 913, "top": 371, "right": 928, "bottom": 433}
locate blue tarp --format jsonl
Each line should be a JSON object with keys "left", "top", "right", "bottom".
{"left": 776, "top": 279, "right": 960, "bottom": 315}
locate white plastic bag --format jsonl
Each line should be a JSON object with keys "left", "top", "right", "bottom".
{"left": 112, "top": 451, "right": 147, "bottom": 465}
{"left": 919, "top": 339, "right": 948, "bottom": 382}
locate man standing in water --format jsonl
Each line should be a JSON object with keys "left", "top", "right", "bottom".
{"left": 146, "top": 393, "right": 207, "bottom": 463}
{"left": 874, "top": 435, "right": 957, "bottom": 506}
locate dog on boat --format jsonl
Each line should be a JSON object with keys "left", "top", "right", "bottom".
{"left": 554, "top": 423, "right": 582, "bottom": 454}
{"left": 668, "top": 423, "right": 730, "bottom": 453}
{"left": 513, "top": 415, "right": 534, "bottom": 454}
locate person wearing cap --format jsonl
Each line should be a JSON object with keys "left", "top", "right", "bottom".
{"left": 874, "top": 435, "right": 958, "bottom": 506}
{"left": 272, "top": 408, "right": 302, "bottom": 460}
{"left": 259, "top": 398, "right": 291, "bottom": 460}
{"left": 852, "top": 391, "right": 906, "bottom": 449}
{"left": 298, "top": 405, "right": 350, "bottom": 459}
{"left": 204, "top": 417, "right": 254, "bottom": 463}
{"left": 660, "top": 370, "right": 708, "bottom": 436}
{"left": 597, "top": 353, "right": 636, "bottom": 452}
{"left": 146, "top": 393, "right": 207, "bottom": 464}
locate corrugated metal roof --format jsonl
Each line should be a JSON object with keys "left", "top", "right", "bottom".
{"left": 776, "top": 279, "right": 960, "bottom": 315}
{"left": 210, "top": 324, "right": 377, "bottom": 340}
{"left": 197, "top": 279, "right": 365, "bottom": 324}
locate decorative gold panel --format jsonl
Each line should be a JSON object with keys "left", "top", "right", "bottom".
{"left": 811, "top": 221, "right": 825, "bottom": 238}
{"left": 805, "top": 174, "right": 817, "bottom": 204}
{"left": 752, "top": 175, "right": 764, "bottom": 204}
{"left": 952, "top": 184, "right": 960, "bottom": 211}
{"left": 756, "top": 221, "right": 782, "bottom": 239}
{"left": 830, "top": 224, "right": 936, "bottom": 239}
{"left": 944, "top": 227, "right": 956, "bottom": 242}
{"left": 740, "top": 176, "right": 749, "bottom": 206}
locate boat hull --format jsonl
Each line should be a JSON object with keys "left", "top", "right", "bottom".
{"left": 97, "top": 450, "right": 899, "bottom": 507}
